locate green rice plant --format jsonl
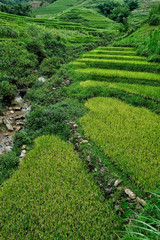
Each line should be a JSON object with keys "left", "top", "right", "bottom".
{"left": 77, "top": 58, "right": 159, "bottom": 73}
{"left": 75, "top": 68, "right": 160, "bottom": 82}
{"left": 97, "top": 46, "right": 135, "bottom": 51}
{"left": 80, "top": 81, "right": 160, "bottom": 101}
{"left": 82, "top": 53, "right": 147, "bottom": 61}
{"left": 90, "top": 49, "right": 136, "bottom": 56}
{"left": 80, "top": 97, "right": 160, "bottom": 190}
{"left": 0, "top": 135, "right": 121, "bottom": 239}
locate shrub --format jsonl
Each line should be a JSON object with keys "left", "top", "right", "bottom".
{"left": 0, "top": 81, "right": 17, "bottom": 103}
{"left": 0, "top": 151, "right": 19, "bottom": 185}
{"left": 0, "top": 135, "right": 121, "bottom": 239}
{"left": 0, "top": 26, "right": 19, "bottom": 38}
{"left": 148, "top": 4, "right": 160, "bottom": 26}
{"left": 0, "top": 41, "right": 38, "bottom": 78}
{"left": 39, "top": 56, "right": 63, "bottom": 77}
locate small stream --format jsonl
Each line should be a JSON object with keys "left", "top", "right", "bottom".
{"left": 0, "top": 94, "right": 31, "bottom": 155}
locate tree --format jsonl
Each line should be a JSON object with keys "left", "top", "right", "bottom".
{"left": 124, "top": 0, "right": 138, "bottom": 11}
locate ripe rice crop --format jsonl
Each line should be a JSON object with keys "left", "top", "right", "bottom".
{"left": 82, "top": 54, "right": 147, "bottom": 61}
{"left": 80, "top": 97, "right": 160, "bottom": 191}
{"left": 80, "top": 81, "right": 160, "bottom": 101}
{"left": 77, "top": 58, "right": 159, "bottom": 72}
{"left": 75, "top": 68, "right": 160, "bottom": 82}
{"left": 0, "top": 135, "right": 120, "bottom": 240}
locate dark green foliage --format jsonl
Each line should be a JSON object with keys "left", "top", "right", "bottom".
{"left": 110, "top": 5, "right": 130, "bottom": 24}
{"left": 40, "top": 56, "right": 64, "bottom": 77}
{"left": 0, "top": 81, "right": 17, "bottom": 103}
{"left": 0, "top": 151, "right": 19, "bottom": 185}
{"left": 98, "top": 0, "right": 130, "bottom": 24}
{"left": 148, "top": 3, "right": 160, "bottom": 26}
{"left": 137, "top": 30, "right": 160, "bottom": 60}
{"left": 0, "top": 25, "right": 19, "bottom": 38}
{"left": 124, "top": 0, "right": 138, "bottom": 11}
{"left": 0, "top": 3, "right": 32, "bottom": 16}
{"left": 0, "top": 41, "right": 38, "bottom": 78}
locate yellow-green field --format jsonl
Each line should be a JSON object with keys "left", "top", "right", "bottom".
{"left": 0, "top": 135, "right": 120, "bottom": 239}
{"left": 71, "top": 46, "right": 160, "bottom": 190}
{"left": 80, "top": 97, "right": 160, "bottom": 190}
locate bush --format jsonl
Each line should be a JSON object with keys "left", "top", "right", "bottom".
{"left": 39, "top": 56, "right": 63, "bottom": 77}
{"left": 0, "top": 41, "right": 38, "bottom": 78}
{"left": 0, "top": 26, "right": 19, "bottom": 38}
{"left": 0, "top": 151, "right": 19, "bottom": 185}
{"left": 148, "top": 4, "right": 160, "bottom": 26}
{"left": 0, "top": 81, "right": 17, "bottom": 103}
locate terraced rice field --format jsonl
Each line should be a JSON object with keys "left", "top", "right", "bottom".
{"left": 71, "top": 46, "right": 160, "bottom": 190}
{"left": 0, "top": 136, "right": 120, "bottom": 239}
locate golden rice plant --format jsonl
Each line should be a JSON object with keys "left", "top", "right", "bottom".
{"left": 80, "top": 97, "right": 160, "bottom": 191}
{"left": 75, "top": 68, "right": 160, "bottom": 82}
{"left": 0, "top": 135, "right": 120, "bottom": 240}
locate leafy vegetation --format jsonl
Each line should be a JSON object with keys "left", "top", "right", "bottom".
{"left": 0, "top": 2, "right": 32, "bottom": 16}
{"left": 0, "top": 135, "right": 121, "bottom": 239}
{"left": 123, "top": 190, "right": 160, "bottom": 239}
{"left": 80, "top": 97, "right": 160, "bottom": 191}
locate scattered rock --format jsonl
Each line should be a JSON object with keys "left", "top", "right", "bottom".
{"left": 15, "top": 115, "right": 25, "bottom": 120}
{"left": 114, "top": 179, "right": 123, "bottom": 187}
{"left": 5, "top": 146, "right": 12, "bottom": 153}
{"left": 37, "top": 77, "right": 46, "bottom": 83}
{"left": 136, "top": 197, "right": 146, "bottom": 207}
{"left": 73, "top": 123, "right": 78, "bottom": 129}
{"left": 22, "top": 145, "right": 26, "bottom": 150}
{"left": 20, "top": 149, "right": 26, "bottom": 158}
{"left": 124, "top": 188, "right": 136, "bottom": 200}
{"left": 81, "top": 140, "right": 88, "bottom": 144}
{"left": 65, "top": 80, "right": 71, "bottom": 86}
{"left": 3, "top": 119, "right": 14, "bottom": 131}
{"left": 12, "top": 106, "right": 21, "bottom": 111}
{"left": 104, "top": 187, "right": 112, "bottom": 195}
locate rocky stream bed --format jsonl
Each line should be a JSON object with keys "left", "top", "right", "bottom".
{"left": 0, "top": 95, "right": 30, "bottom": 155}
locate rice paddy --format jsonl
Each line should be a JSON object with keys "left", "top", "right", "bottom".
{"left": 71, "top": 46, "right": 160, "bottom": 190}
{"left": 80, "top": 97, "right": 160, "bottom": 191}
{"left": 0, "top": 135, "right": 120, "bottom": 239}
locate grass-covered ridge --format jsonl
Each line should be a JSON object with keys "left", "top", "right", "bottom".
{"left": 80, "top": 97, "right": 160, "bottom": 191}
{"left": 0, "top": 135, "right": 120, "bottom": 239}
{"left": 75, "top": 68, "right": 160, "bottom": 82}
{"left": 80, "top": 80, "right": 160, "bottom": 101}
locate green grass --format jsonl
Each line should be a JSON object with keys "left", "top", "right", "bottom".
{"left": 80, "top": 97, "right": 160, "bottom": 191}
{"left": 80, "top": 80, "right": 160, "bottom": 101}
{"left": 75, "top": 68, "right": 160, "bottom": 82}
{"left": 0, "top": 135, "right": 120, "bottom": 239}
{"left": 76, "top": 58, "right": 159, "bottom": 73}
